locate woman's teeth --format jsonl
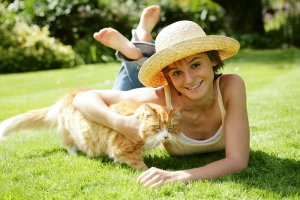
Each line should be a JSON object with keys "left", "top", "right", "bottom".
{"left": 186, "top": 81, "right": 202, "bottom": 90}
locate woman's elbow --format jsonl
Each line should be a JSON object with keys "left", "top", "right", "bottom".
{"left": 227, "top": 155, "right": 249, "bottom": 172}
{"left": 73, "top": 91, "right": 92, "bottom": 110}
{"left": 233, "top": 158, "right": 249, "bottom": 172}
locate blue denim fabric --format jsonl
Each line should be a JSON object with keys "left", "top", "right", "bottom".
{"left": 113, "top": 56, "right": 146, "bottom": 91}
{"left": 113, "top": 41, "right": 155, "bottom": 91}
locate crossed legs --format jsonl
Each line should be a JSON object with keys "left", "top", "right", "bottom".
{"left": 93, "top": 5, "right": 160, "bottom": 60}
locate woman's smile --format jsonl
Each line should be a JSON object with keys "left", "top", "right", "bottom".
{"left": 185, "top": 80, "right": 203, "bottom": 91}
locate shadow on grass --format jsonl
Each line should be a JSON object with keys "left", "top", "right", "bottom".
{"left": 26, "top": 147, "right": 299, "bottom": 197}
{"left": 144, "top": 149, "right": 300, "bottom": 197}
{"left": 230, "top": 150, "right": 299, "bottom": 197}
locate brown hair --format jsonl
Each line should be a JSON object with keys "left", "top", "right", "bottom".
{"left": 206, "top": 50, "right": 224, "bottom": 74}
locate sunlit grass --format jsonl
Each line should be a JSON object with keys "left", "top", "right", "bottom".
{"left": 0, "top": 49, "right": 299, "bottom": 199}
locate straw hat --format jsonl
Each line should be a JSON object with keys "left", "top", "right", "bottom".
{"left": 138, "top": 20, "right": 240, "bottom": 87}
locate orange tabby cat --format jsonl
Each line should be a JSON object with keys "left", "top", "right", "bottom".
{"left": 0, "top": 89, "right": 181, "bottom": 170}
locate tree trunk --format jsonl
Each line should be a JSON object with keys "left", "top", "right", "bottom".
{"left": 212, "top": 0, "right": 265, "bottom": 36}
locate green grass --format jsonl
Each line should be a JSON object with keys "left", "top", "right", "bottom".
{"left": 0, "top": 49, "right": 300, "bottom": 199}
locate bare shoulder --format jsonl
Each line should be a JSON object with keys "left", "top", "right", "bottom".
{"left": 220, "top": 74, "right": 245, "bottom": 87}
{"left": 219, "top": 74, "right": 247, "bottom": 108}
{"left": 219, "top": 74, "right": 246, "bottom": 93}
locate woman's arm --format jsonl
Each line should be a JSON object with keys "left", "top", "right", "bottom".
{"left": 221, "top": 74, "right": 250, "bottom": 170}
{"left": 73, "top": 87, "right": 163, "bottom": 142}
{"left": 138, "top": 74, "right": 250, "bottom": 187}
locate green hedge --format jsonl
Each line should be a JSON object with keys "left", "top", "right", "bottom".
{"left": 0, "top": 4, "right": 81, "bottom": 73}
{"left": 17, "top": 0, "right": 226, "bottom": 64}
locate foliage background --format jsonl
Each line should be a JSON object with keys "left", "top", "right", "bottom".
{"left": 0, "top": 1, "right": 299, "bottom": 198}
{"left": 0, "top": 0, "right": 299, "bottom": 73}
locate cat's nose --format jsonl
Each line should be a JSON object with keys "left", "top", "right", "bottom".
{"left": 163, "top": 136, "right": 169, "bottom": 141}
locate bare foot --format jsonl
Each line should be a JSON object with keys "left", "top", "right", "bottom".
{"left": 94, "top": 28, "right": 142, "bottom": 60}
{"left": 136, "top": 5, "right": 160, "bottom": 42}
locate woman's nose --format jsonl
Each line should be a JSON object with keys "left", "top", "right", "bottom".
{"left": 184, "top": 72, "right": 194, "bottom": 84}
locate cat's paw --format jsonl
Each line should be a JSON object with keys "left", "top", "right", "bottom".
{"left": 134, "top": 164, "right": 148, "bottom": 171}
{"left": 0, "top": 135, "right": 6, "bottom": 141}
{"left": 67, "top": 148, "right": 77, "bottom": 155}
{"left": 0, "top": 120, "right": 11, "bottom": 139}
{"left": 140, "top": 166, "right": 148, "bottom": 171}
{"left": 0, "top": 128, "right": 6, "bottom": 141}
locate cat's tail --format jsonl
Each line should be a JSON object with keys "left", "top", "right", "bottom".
{"left": 0, "top": 101, "right": 62, "bottom": 140}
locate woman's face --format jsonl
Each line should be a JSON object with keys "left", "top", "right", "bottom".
{"left": 167, "top": 53, "right": 216, "bottom": 100}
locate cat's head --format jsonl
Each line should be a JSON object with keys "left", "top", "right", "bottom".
{"left": 138, "top": 104, "right": 181, "bottom": 150}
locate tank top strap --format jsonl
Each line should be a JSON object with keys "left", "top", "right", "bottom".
{"left": 216, "top": 77, "right": 226, "bottom": 124}
{"left": 163, "top": 85, "right": 173, "bottom": 109}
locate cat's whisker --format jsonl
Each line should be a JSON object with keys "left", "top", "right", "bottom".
{"left": 144, "top": 137, "right": 160, "bottom": 150}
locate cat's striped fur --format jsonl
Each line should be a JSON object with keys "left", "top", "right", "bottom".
{"left": 0, "top": 89, "right": 181, "bottom": 170}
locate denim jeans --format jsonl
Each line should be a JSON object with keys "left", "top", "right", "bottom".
{"left": 112, "top": 30, "right": 155, "bottom": 91}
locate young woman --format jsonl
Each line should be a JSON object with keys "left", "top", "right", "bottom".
{"left": 75, "top": 11, "right": 249, "bottom": 188}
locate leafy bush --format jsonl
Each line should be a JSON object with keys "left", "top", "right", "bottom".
{"left": 17, "top": 0, "right": 225, "bottom": 63}
{"left": 237, "top": 33, "right": 279, "bottom": 49}
{"left": 281, "top": 4, "right": 300, "bottom": 48}
{"left": 27, "top": 0, "right": 104, "bottom": 45}
{"left": 8, "top": 0, "right": 137, "bottom": 64}
{"left": 73, "top": 37, "right": 115, "bottom": 63}
{"left": 263, "top": 0, "right": 300, "bottom": 48}
{"left": 0, "top": 4, "right": 81, "bottom": 73}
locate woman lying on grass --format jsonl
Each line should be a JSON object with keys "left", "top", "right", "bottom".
{"left": 74, "top": 6, "right": 249, "bottom": 188}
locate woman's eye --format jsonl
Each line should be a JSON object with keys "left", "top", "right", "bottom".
{"left": 191, "top": 63, "right": 201, "bottom": 69}
{"left": 172, "top": 71, "right": 182, "bottom": 77}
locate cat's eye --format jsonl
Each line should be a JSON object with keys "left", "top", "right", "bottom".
{"left": 169, "top": 124, "right": 175, "bottom": 130}
{"left": 153, "top": 125, "right": 160, "bottom": 129}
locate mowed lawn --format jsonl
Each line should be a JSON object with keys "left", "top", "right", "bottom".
{"left": 0, "top": 49, "right": 299, "bottom": 199}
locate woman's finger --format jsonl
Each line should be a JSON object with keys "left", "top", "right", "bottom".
{"left": 138, "top": 168, "right": 155, "bottom": 183}
{"left": 143, "top": 174, "right": 161, "bottom": 187}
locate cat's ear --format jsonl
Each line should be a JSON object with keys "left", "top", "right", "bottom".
{"left": 144, "top": 104, "right": 155, "bottom": 117}
{"left": 170, "top": 108, "right": 181, "bottom": 119}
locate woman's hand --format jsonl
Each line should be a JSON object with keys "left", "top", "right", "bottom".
{"left": 137, "top": 167, "right": 190, "bottom": 188}
{"left": 118, "top": 113, "right": 142, "bottom": 142}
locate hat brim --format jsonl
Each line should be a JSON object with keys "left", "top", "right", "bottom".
{"left": 138, "top": 35, "right": 240, "bottom": 87}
